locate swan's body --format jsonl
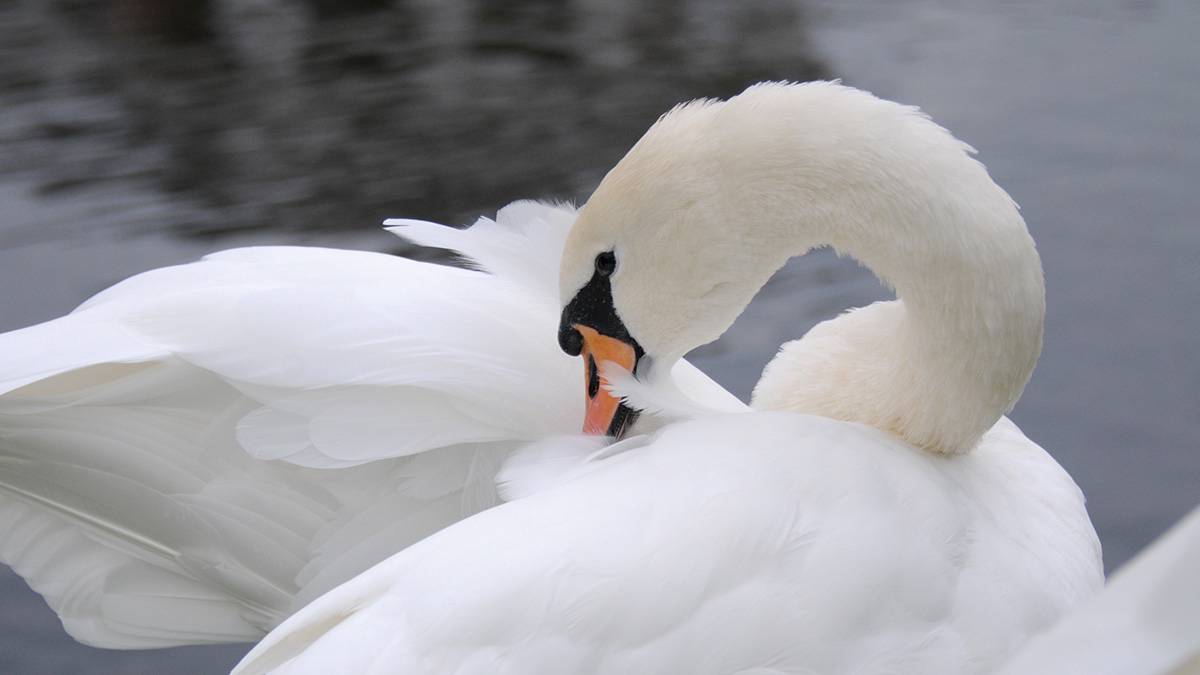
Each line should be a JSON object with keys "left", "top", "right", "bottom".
{"left": 235, "top": 414, "right": 1097, "bottom": 675}
{"left": 1, "top": 82, "right": 1104, "bottom": 673}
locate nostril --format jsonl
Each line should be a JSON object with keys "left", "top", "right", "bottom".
{"left": 587, "top": 354, "right": 600, "bottom": 399}
{"left": 559, "top": 325, "right": 583, "bottom": 356}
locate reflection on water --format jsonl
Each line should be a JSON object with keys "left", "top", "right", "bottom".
{"left": 0, "top": 0, "right": 825, "bottom": 242}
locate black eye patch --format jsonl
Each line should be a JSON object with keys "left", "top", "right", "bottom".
{"left": 559, "top": 251, "right": 643, "bottom": 362}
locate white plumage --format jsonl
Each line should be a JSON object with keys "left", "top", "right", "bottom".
{"left": 1, "top": 82, "right": 1113, "bottom": 674}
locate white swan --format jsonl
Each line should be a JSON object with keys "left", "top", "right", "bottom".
{"left": 220, "top": 82, "right": 1103, "bottom": 674}
{"left": 0, "top": 201, "right": 732, "bottom": 647}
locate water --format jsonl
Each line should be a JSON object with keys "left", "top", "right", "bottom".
{"left": 1, "top": 0, "right": 1197, "bottom": 672}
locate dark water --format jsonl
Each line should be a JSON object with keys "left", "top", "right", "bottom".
{"left": 1, "top": 0, "right": 1197, "bottom": 672}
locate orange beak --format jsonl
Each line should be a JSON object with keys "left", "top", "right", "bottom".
{"left": 575, "top": 324, "right": 638, "bottom": 436}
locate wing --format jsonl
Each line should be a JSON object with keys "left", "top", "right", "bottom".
{"left": 0, "top": 202, "right": 590, "bottom": 648}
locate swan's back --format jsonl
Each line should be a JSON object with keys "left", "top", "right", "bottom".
{"left": 235, "top": 413, "right": 1101, "bottom": 675}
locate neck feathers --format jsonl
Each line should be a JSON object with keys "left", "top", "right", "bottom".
{"left": 712, "top": 83, "right": 1045, "bottom": 453}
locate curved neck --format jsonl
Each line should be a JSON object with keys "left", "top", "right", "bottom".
{"left": 709, "top": 85, "right": 1045, "bottom": 453}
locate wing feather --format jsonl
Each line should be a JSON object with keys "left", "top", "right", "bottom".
{"left": 0, "top": 202, "right": 585, "bottom": 647}
{"left": 0, "top": 200, "right": 738, "bottom": 649}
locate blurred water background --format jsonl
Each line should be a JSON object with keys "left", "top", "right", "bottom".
{"left": 0, "top": 0, "right": 1196, "bottom": 672}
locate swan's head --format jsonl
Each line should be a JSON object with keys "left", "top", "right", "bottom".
{"left": 557, "top": 93, "right": 792, "bottom": 436}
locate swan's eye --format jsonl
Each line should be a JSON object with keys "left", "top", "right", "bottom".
{"left": 595, "top": 251, "right": 616, "bottom": 277}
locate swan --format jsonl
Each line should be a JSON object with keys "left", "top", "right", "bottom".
{"left": 218, "top": 81, "right": 1103, "bottom": 674}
